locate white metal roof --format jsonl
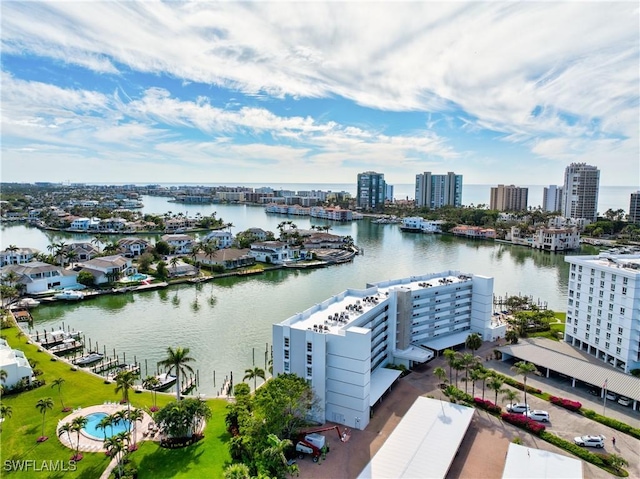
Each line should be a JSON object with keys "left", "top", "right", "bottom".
{"left": 369, "top": 367, "right": 402, "bottom": 406}
{"left": 419, "top": 330, "right": 472, "bottom": 351}
{"left": 502, "top": 443, "right": 583, "bottom": 479}
{"left": 497, "top": 342, "right": 640, "bottom": 401}
{"left": 357, "top": 397, "right": 474, "bottom": 479}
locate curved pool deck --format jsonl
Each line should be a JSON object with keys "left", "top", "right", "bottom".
{"left": 57, "top": 404, "right": 155, "bottom": 452}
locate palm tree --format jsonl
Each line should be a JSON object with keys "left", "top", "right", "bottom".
{"left": 0, "top": 369, "right": 7, "bottom": 383}
{"left": 35, "top": 397, "right": 54, "bottom": 440}
{"left": 262, "top": 433, "right": 298, "bottom": 477}
{"left": 502, "top": 389, "right": 520, "bottom": 408}
{"left": 511, "top": 361, "right": 538, "bottom": 411}
{"left": 468, "top": 368, "right": 483, "bottom": 398}
{"left": 96, "top": 414, "right": 113, "bottom": 441}
{"left": 433, "top": 366, "right": 447, "bottom": 387}
{"left": 224, "top": 463, "right": 251, "bottom": 479}
{"left": 443, "top": 349, "right": 457, "bottom": 385}
{"left": 71, "top": 415, "right": 88, "bottom": 460}
{"left": 51, "top": 377, "right": 66, "bottom": 410}
{"left": 142, "top": 375, "right": 161, "bottom": 410}
{"left": 0, "top": 404, "right": 12, "bottom": 432}
{"left": 158, "top": 346, "right": 196, "bottom": 401}
{"left": 458, "top": 353, "right": 478, "bottom": 394}
{"left": 66, "top": 250, "right": 78, "bottom": 269}
{"left": 58, "top": 422, "right": 73, "bottom": 449}
{"left": 104, "top": 435, "right": 126, "bottom": 477}
{"left": 127, "top": 408, "right": 144, "bottom": 447}
{"left": 505, "top": 330, "right": 519, "bottom": 344}
{"left": 487, "top": 377, "right": 505, "bottom": 405}
{"left": 114, "top": 370, "right": 138, "bottom": 409}
{"left": 243, "top": 366, "right": 266, "bottom": 391}
{"left": 169, "top": 256, "right": 180, "bottom": 275}
{"left": 465, "top": 333, "right": 482, "bottom": 354}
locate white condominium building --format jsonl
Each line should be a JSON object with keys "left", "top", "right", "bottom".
{"left": 272, "top": 271, "right": 503, "bottom": 430}
{"left": 561, "top": 163, "right": 600, "bottom": 221}
{"left": 565, "top": 254, "right": 640, "bottom": 373}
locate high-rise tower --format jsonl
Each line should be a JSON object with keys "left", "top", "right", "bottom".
{"left": 357, "top": 171, "right": 386, "bottom": 211}
{"left": 561, "top": 163, "right": 600, "bottom": 221}
{"left": 414, "top": 172, "right": 462, "bottom": 208}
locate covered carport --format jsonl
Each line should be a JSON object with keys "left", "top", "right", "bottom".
{"left": 497, "top": 342, "right": 640, "bottom": 410}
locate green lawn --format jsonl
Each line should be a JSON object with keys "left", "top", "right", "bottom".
{"left": 1, "top": 325, "right": 231, "bottom": 478}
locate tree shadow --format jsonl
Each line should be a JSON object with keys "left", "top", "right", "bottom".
{"left": 137, "top": 441, "right": 206, "bottom": 477}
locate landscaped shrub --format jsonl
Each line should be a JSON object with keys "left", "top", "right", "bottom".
{"left": 579, "top": 409, "right": 640, "bottom": 440}
{"left": 501, "top": 412, "right": 546, "bottom": 435}
{"left": 473, "top": 398, "right": 501, "bottom": 415}
{"left": 550, "top": 396, "right": 582, "bottom": 411}
{"left": 491, "top": 372, "right": 542, "bottom": 395}
{"left": 540, "top": 432, "right": 606, "bottom": 467}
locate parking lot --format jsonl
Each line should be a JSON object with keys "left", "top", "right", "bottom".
{"left": 295, "top": 339, "right": 639, "bottom": 478}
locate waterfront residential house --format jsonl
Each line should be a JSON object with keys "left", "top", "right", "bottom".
{"left": 201, "top": 231, "right": 234, "bottom": 249}
{"left": 0, "top": 262, "right": 78, "bottom": 294}
{"left": 400, "top": 217, "right": 443, "bottom": 233}
{"left": 166, "top": 260, "right": 198, "bottom": 278}
{"left": 565, "top": 253, "right": 640, "bottom": 373}
{"left": 0, "top": 247, "right": 40, "bottom": 267}
{"left": 77, "top": 255, "right": 134, "bottom": 284}
{"left": 0, "top": 338, "right": 34, "bottom": 389}
{"left": 99, "top": 217, "right": 128, "bottom": 232}
{"left": 508, "top": 226, "right": 533, "bottom": 247}
{"left": 63, "top": 243, "right": 100, "bottom": 262}
{"left": 69, "top": 217, "right": 101, "bottom": 231}
{"left": 301, "top": 233, "right": 347, "bottom": 249}
{"left": 117, "top": 238, "right": 151, "bottom": 257}
{"left": 248, "top": 241, "right": 290, "bottom": 264}
{"left": 451, "top": 225, "right": 496, "bottom": 239}
{"left": 246, "top": 228, "right": 268, "bottom": 242}
{"left": 195, "top": 248, "right": 255, "bottom": 270}
{"left": 273, "top": 271, "right": 503, "bottom": 430}
{"left": 532, "top": 227, "right": 580, "bottom": 251}
{"left": 161, "top": 234, "right": 195, "bottom": 254}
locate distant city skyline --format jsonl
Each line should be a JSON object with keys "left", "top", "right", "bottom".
{"left": 1, "top": 2, "right": 638, "bottom": 186}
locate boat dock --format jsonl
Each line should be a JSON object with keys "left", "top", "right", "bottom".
{"left": 49, "top": 340, "right": 84, "bottom": 356}
{"left": 180, "top": 376, "right": 197, "bottom": 395}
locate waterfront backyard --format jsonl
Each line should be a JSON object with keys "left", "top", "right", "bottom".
{"left": 0, "top": 324, "right": 231, "bottom": 478}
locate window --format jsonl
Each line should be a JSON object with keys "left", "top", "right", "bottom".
{"left": 599, "top": 291, "right": 604, "bottom": 298}
{"left": 576, "top": 292, "right": 581, "bottom": 299}
{"left": 595, "top": 337, "right": 599, "bottom": 344}
{"left": 596, "top": 328, "right": 600, "bottom": 335}
{"left": 590, "top": 278, "right": 595, "bottom": 285}
{"left": 611, "top": 284, "right": 615, "bottom": 292}
{"left": 284, "top": 361, "right": 290, "bottom": 372}
{"left": 578, "top": 274, "right": 582, "bottom": 281}
{"left": 622, "top": 287, "right": 627, "bottom": 295}
{"left": 567, "top": 317, "right": 572, "bottom": 324}
{"left": 590, "top": 269, "right": 595, "bottom": 276}
{"left": 569, "top": 290, "right": 574, "bottom": 298}
{"left": 605, "top": 342, "right": 610, "bottom": 349}
{"left": 306, "top": 342, "right": 312, "bottom": 353}
{"left": 586, "top": 324, "right": 590, "bottom": 331}
{"left": 568, "top": 299, "right": 574, "bottom": 306}
{"left": 587, "top": 314, "right": 591, "bottom": 322}
{"left": 616, "top": 347, "right": 621, "bottom": 354}
{"left": 587, "top": 305, "right": 591, "bottom": 312}
{"left": 608, "top": 313, "right": 613, "bottom": 320}
{"left": 618, "top": 327, "right": 623, "bottom": 335}
{"left": 608, "top": 304, "right": 614, "bottom": 311}
{"left": 306, "top": 367, "right": 312, "bottom": 377}
{"left": 611, "top": 274, "right": 617, "bottom": 282}
{"left": 571, "top": 264, "right": 576, "bottom": 271}
{"left": 306, "top": 354, "right": 312, "bottom": 365}
{"left": 284, "top": 337, "right": 290, "bottom": 348}
{"left": 598, "top": 300, "right": 603, "bottom": 307}
{"left": 573, "top": 327, "right": 577, "bottom": 334}
{"left": 607, "top": 323, "right": 612, "bottom": 331}
{"left": 620, "top": 307, "right": 625, "bottom": 315}
{"left": 284, "top": 350, "right": 290, "bottom": 359}
{"left": 597, "top": 319, "right": 601, "bottom": 326}
{"left": 609, "top": 294, "right": 615, "bottom": 302}
{"left": 606, "top": 332, "right": 611, "bottom": 340}
{"left": 623, "top": 277, "right": 628, "bottom": 285}
{"left": 600, "top": 281, "right": 605, "bottom": 288}
{"left": 585, "top": 333, "right": 590, "bottom": 340}
{"left": 600, "top": 271, "right": 605, "bottom": 278}
{"left": 597, "top": 309, "right": 602, "bottom": 317}
{"left": 579, "top": 266, "right": 583, "bottom": 272}
{"left": 589, "top": 287, "right": 594, "bottom": 294}
{"left": 617, "top": 337, "right": 622, "bottom": 345}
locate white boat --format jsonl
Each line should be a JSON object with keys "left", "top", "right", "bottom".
{"left": 54, "top": 291, "right": 85, "bottom": 300}
{"left": 16, "top": 298, "right": 41, "bottom": 308}
{"left": 152, "top": 373, "right": 177, "bottom": 391}
{"left": 73, "top": 352, "right": 104, "bottom": 366}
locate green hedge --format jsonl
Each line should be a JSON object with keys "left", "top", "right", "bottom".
{"left": 580, "top": 409, "right": 640, "bottom": 440}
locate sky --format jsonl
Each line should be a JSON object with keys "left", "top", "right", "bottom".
{"left": 1, "top": 2, "right": 639, "bottom": 187}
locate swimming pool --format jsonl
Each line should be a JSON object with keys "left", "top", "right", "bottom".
{"left": 126, "top": 273, "right": 148, "bottom": 282}
{"left": 82, "top": 412, "right": 131, "bottom": 440}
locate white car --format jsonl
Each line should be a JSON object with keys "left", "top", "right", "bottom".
{"left": 524, "top": 410, "right": 550, "bottom": 422}
{"left": 605, "top": 391, "right": 618, "bottom": 401}
{"left": 618, "top": 397, "right": 631, "bottom": 406}
{"left": 506, "top": 403, "right": 530, "bottom": 414}
{"left": 574, "top": 435, "right": 605, "bottom": 448}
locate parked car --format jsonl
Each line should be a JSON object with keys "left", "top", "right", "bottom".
{"left": 506, "top": 403, "right": 531, "bottom": 414}
{"left": 524, "top": 410, "right": 550, "bottom": 422}
{"left": 605, "top": 391, "right": 618, "bottom": 401}
{"left": 617, "top": 396, "right": 631, "bottom": 406}
{"left": 574, "top": 435, "right": 605, "bottom": 448}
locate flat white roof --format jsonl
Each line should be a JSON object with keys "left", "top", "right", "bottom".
{"left": 502, "top": 443, "right": 583, "bottom": 479}
{"left": 369, "top": 367, "right": 402, "bottom": 406}
{"left": 357, "top": 397, "right": 474, "bottom": 479}
{"left": 419, "top": 329, "right": 472, "bottom": 351}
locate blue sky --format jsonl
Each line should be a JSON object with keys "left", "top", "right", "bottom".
{"left": 1, "top": 2, "right": 638, "bottom": 186}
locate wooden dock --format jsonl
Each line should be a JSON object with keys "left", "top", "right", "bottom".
{"left": 49, "top": 340, "right": 84, "bottom": 356}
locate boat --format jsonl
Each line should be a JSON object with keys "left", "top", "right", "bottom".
{"left": 73, "top": 352, "right": 104, "bottom": 366}
{"left": 54, "top": 291, "right": 85, "bottom": 301}
{"left": 151, "top": 372, "right": 177, "bottom": 391}
{"left": 16, "top": 298, "right": 41, "bottom": 309}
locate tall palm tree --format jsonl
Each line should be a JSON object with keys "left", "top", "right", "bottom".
{"left": 66, "top": 250, "right": 79, "bottom": 269}
{"left": 169, "top": 256, "right": 180, "bottom": 274}
{"left": 458, "top": 353, "right": 478, "bottom": 394}
{"left": 433, "top": 366, "right": 447, "bottom": 387}
{"left": 486, "top": 377, "right": 505, "bottom": 406}
{"left": 243, "top": 366, "right": 266, "bottom": 391}
{"left": 35, "top": 397, "right": 54, "bottom": 440}
{"left": 158, "top": 346, "right": 196, "bottom": 401}
{"left": 443, "top": 349, "right": 457, "bottom": 385}
{"left": 114, "top": 370, "right": 138, "bottom": 409}
{"left": 0, "top": 404, "right": 12, "bottom": 432}
{"left": 468, "top": 368, "right": 483, "bottom": 398}
{"left": 57, "top": 422, "right": 73, "bottom": 448}
{"left": 51, "top": 377, "right": 66, "bottom": 410}
{"left": 127, "top": 408, "right": 144, "bottom": 447}
{"left": 142, "top": 375, "right": 161, "bottom": 410}
{"left": 511, "top": 361, "right": 538, "bottom": 411}
{"left": 465, "top": 332, "right": 482, "bottom": 354}
{"left": 502, "top": 389, "right": 520, "bottom": 408}
{"left": 96, "top": 414, "right": 113, "bottom": 441}
{"left": 104, "top": 435, "right": 126, "bottom": 477}
{"left": 70, "top": 415, "right": 88, "bottom": 460}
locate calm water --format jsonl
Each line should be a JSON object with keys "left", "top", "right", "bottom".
{"left": 1, "top": 198, "right": 603, "bottom": 396}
